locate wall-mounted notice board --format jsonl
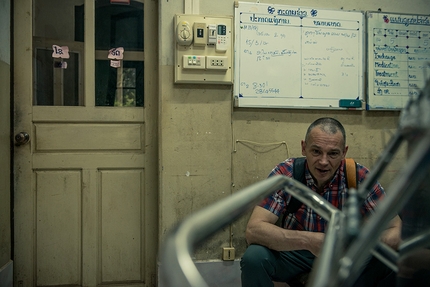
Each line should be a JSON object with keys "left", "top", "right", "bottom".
{"left": 367, "top": 11, "right": 430, "bottom": 110}
{"left": 233, "top": 2, "right": 364, "bottom": 109}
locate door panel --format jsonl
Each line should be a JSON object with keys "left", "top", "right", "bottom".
{"left": 100, "top": 169, "right": 144, "bottom": 283}
{"left": 34, "top": 123, "right": 144, "bottom": 151}
{"left": 36, "top": 170, "right": 82, "bottom": 286}
{"left": 14, "top": 0, "right": 157, "bottom": 286}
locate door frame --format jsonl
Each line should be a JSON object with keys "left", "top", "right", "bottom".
{"left": 0, "top": 0, "right": 12, "bottom": 285}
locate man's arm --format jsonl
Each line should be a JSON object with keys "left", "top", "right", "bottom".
{"left": 245, "top": 206, "right": 325, "bottom": 256}
{"left": 380, "top": 215, "right": 402, "bottom": 250}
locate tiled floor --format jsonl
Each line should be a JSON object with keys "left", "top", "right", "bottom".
{"left": 159, "top": 260, "right": 240, "bottom": 287}
{"left": 195, "top": 260, "right": 241, "bottom": 287}
{"left": 159, "top": 260, "right": 291, "bottom": 287}
{"left": 0, "top": 260, "right": 13, "bottom": 287}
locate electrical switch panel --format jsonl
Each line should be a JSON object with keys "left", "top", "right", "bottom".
{"left": 174, "top": 14, "right": 233, "bottom": 84}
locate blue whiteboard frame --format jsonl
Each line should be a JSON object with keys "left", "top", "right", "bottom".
{"left": 234, "top": 2, "right": 364, "bottom": 109}
{"left": 366, "top": 11, "right": 430, "bottom": 110}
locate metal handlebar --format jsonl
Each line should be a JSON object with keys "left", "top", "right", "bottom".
{"left": 159, "top": 175, "right": 342, "bottom": 287}
{"left": 160, "top": 74, "right": 430, "bottom": 287}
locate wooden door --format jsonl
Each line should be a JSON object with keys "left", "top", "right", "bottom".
{"left": 13, "top": 0, "right": 158, "bottom": 286}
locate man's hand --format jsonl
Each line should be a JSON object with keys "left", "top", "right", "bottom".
{"left": 380, "top": 215, "right": 402, "bottom": 250}
{"left": 306, "top": 232, "right": 325, "bottom": 257}
{"left": 398, "top": 249, "right": 430, "bottom": 278}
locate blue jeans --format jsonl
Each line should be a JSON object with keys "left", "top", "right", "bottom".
{"left": 240, "top": 244, "right": 395, "bottom": 287}
{"left": 240, "top": 245, "right": 314, "bottom": 286}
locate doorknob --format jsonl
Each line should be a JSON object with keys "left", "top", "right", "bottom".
{"left": 15, "top": 132, "right": 30, "bottom": 146}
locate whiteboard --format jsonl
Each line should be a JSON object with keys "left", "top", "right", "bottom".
{"left": 367, "top": 11, "right": 430, "bottom": 110}
{"left": 234, "top": 2, "right": 364, "bottom": 109}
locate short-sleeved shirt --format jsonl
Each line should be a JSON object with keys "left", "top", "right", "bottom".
{"left": 259, "top": 158, "right": 385, "bottom": 233}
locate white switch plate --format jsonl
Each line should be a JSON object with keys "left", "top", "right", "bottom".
{"left": 183, "top": 55, "right": 206, "bottom": 69}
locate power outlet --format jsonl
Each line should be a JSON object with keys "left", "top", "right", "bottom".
{"left": 222, "top": 247, "right": 235, "bottom": 261}
{"left": 206, "top": 56, "right": 228, "bottom": 70}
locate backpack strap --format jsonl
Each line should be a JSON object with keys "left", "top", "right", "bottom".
{"left": 292, "top": 157, "right": 306, "bottom": 183}
{"left": 345, "top": 158, "right": 357, "bottom": 189}
{"left": 285, "top": 157, "right": 305, "bottom": 214}
{"left": 280, "top": 158, "right": 305, "bottom": 228}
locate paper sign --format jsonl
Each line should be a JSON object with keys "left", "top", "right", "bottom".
{"left": 108, "top": 47, "right": 124, "bottom": 59}
{"left": 52, "top": 45, "right": 70, "bottom": 59}
{"left": 110, "top": 60, "right": 121, "bottom": 68}
{"left": 54, "top": 61, "right": 68, "bottom": 69}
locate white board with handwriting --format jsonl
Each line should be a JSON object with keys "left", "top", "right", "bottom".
{"left": 234, "top": 2, "right": 364, "bottom": 109}
{"left": 367, "top": 11, "right": 430, "bottom": 110}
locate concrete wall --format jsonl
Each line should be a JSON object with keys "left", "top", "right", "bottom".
{"left": 158, "top": 0, "right": 430, "bottom": 263}
{"left": 0, "top": 0, "right": 12, "bottom": 285}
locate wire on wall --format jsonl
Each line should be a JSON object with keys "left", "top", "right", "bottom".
{"left": 234, "top": 139, "right": 290, "bottom": 158}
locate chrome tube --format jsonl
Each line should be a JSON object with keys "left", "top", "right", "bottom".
{"left": 159, "top": 77, "right": 430, "bottom": 287}
{"left": 355, "top": 131, "right": 404, "bottom": 201}
{"left": 160, "top": 132, "right": 430, "bottom": 287}
{"left": 160, "top": 175, "right": 287, "bottom": 287}
{"left": 160, "top": 175, "right": 339, "bottom": 287}
{"left": 307, "top": 211, "right": 346, "bottom": 287}
{"left": 399, "top": 227, "right": 430, "bottom": 260}
{"left": 371, "top": 242, "right": 399, "bottom": 272}
{"left": 335, "top": 132, "right": 430, "bottom": 287}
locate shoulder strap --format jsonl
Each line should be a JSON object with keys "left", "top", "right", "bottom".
{"left": 293, "top": 157, "right": 306, "bottom": 183}
{"left": 280, "top": 158, "right": 306, "bottom": 228}
{"left": 284, "top": 157, "right": 306, "bottom": 215}
{"left": 345, "top": 158, "right": 357, "bottom": 189}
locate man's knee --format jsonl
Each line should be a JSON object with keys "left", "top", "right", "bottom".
{"left": 241, "top": 244, "right": 276, "bottom": 272}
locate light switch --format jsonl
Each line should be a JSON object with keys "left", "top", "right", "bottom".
{"left": 183, "top": 55, "right": 206, "bottom": 69}
{"left": 193, "top": 22, "right": 207, "bottom": 46}
{"left": 208, "top": 24, "right": 217, "bottom": 45}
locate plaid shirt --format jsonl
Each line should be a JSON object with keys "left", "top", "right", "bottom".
{"left": 259, "top": 158, "right": 385, "bottom": 232}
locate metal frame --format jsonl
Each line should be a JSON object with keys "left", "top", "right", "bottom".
{"left": 159, "top": 77, "right": 430, "bottom": 287}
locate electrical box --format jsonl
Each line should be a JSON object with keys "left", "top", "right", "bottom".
{"left": 222, "top": 247, "right": 235, "bottom": 261}
{"left": 174, "top": 14, "right": 233, "bottom": 84}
